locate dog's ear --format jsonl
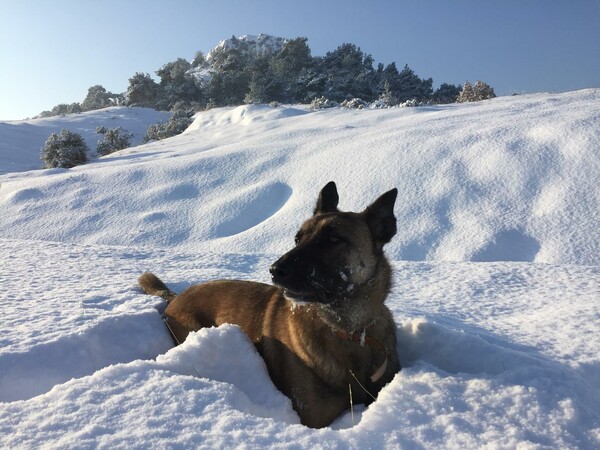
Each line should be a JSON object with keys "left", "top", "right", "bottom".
{"left": 364, "top": 188, "right": 398, "bottom": 250}
{"left": 314, "top": 181, "right": 339, "bottom": 214}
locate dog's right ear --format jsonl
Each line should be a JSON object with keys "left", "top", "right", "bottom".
{"left": 314, "top": 181, "right": 339, "bottom": 214}
{"left": 364, "top": 188, "right": 398, "bottom": 251}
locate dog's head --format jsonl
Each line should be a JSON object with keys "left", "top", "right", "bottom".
{"left": 270, "top": 182, "right": 397, "bottom": 305}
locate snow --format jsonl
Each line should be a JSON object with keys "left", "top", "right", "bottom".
{"left": 0, "top": 90, "right": 599, "bottom": 448}
{"left": 206, "top": 34, "right": 288, "bottom": 61}
{"left": 0, "top": 107, "right": 170, "bottom": 175}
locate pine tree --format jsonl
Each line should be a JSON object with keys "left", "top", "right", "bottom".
{"left": 126, "top": 73, "right": 161, "bottom": 109}
{"left": 41, "top": 129, "right": 89, "bottom": 168}
{"left": 206, "top": 47, "right": 252, "bottom": 106}
{"left": 473, "top": 80, "right": 496, "bottom": 101}
{"left": 271, "top": 37, "right": 313, "bottom": 102}
{"left": 432, "top": 83, "right": 462, "bottom": 104}
{"left": 320, "top": 43, "right": 376, "bottom": 101}
{"left": 396, "top": 65, "right": 432, "bottom": 103}
{"left": 81, "top": 85, "right": 123, "bottom": 111}
{"left": 457, "top": 81, "right": 475, "bottom": 103}
{"left": 96, "top": 126, "right": 133, "bottom": 156}
{"left": 155, "top": 58, "right": 203, "bottom": 110}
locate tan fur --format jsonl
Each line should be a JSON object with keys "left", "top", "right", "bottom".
{"left": 139, "top": 182, "right": 400, "bottom": 428}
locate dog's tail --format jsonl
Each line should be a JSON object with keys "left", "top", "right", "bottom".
{"left": 138, "top": 272, "right": 177, "bottom": 303}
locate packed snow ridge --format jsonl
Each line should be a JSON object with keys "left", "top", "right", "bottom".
{"left": 0, "top": 90, "right": 599, "bottom": 448}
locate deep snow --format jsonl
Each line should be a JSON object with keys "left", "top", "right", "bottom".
{"left": 0, "top": 90, "right": 599, "bottom": 448}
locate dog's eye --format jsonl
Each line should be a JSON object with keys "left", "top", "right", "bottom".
{"left": 294, "top": 235, "right": 301, "bottom": 245}
{"left": 329, "top": 235, "right": 341, "bottom": 244}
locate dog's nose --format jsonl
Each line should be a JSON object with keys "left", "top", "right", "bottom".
{"left": 269, "top": 261, "right": 289, "bottom": 279}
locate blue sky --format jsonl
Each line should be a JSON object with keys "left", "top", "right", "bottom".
{"left": 1, "top": 0, "right": 599, "bottom": 120}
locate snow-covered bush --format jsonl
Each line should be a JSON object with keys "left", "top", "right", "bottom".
{"left": 457, "top": 80, "right": 496, "bottom": 103}
{"left": 341, "top": 98, "right": 368, "bottom": 109}
{"left": 96, "top": 126, "right": 133, "bottom": 156}
{"left": 40, "top": 129, "right": 89, "bottom": 169}
{"left": 310, "top": 96, "right": 339, "bottom": 110}
{"left": 144, "top": 107, "right": 193, "bottom": 142}
{"left": 401, "top": 98, "right": 420, "bottom": 107}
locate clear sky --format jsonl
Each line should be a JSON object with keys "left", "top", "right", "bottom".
{"left": 1, "top": 0, "right": 599, "bottom": 120}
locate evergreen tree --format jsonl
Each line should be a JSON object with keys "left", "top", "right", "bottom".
{"left": 245, "top": 53, "right": 281, "bottom": 104}
{"left": 81, "top": 85, "right": 123, "bottom": 111}
{"left": 41, "top": 129, "right": 89, "bottom": 168}
{"left": 270, "top": 37, "right": 313, "bottom": 102}
{"left": 473, "top": 80, "right": 496, "bottom": 101}
{"left": 126, "top": 72, "right": 161, "bottom": 108}
{"left": 396, "top": 65, "right": 432, "bottom": 103}
{"left": 96, "top": 126, "right": 133, "bottom": 156}
{"left": 457, "top": 81, "right": 474, "bottom": 102}
{"left": 379, "top": 80, "right": 399, "bottom": 107}
{"left": 143, "top": 104, "right": 194, "bottom": 142}
{"left": 432, "top": 83, "right": 462, "bottom": 104}
{"left": 206, "top": 47, "right": 252, "bottom": 106}
{"left": 191, "top": 51, "right": 209, "bottom": 69}
{"left": 155, "top": 58, "right": 203, "bottom": 110}
{"left": 320, "top": 43, "right": 376, "bottom": 101}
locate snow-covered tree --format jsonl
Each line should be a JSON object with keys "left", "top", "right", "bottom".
{"left": 126, "top": 73, "right": 161, "bottom": 109}
{"left": 155, "top": 59, "right": 203, "bottom": 110}
{"left": 457, "top": 80, "right": 495, "bottom": 103}
{"left": 319, "top": 43, "right": 376, "bottom": 101}
{"left": 270, "top": 37, "right": 313, "bottom": 102}
{"left": 191, "top": 51, "right": 209, "bottom": 69}
{"left": 41, "top": 129, "right": 89, "bottom": 168}
{"left": 81, "top": 85, "right": 123, "bottom": 111}
{"left": 396, "top": 65, "right": 432, "bottom": 103}
{"left": 143, "top": 104, "right": 194, "bottom": 142}
{"left": 473, "top": 80, "right": 496, "bottom": 101}
{"left": 207, "top": 47, "right": 252, "bottom": 106}
{"left": 96, "top": 126, "right": 133, "bottom": 156}
{"left": 432, "top": 83, "right": 462, "bottom": 104}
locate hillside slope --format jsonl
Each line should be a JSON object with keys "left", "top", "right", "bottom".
{"left": 1, "top": 90, "right": 599, "bottom": 264}
{"left": 0, "top": 90, "right": 598, "bottom": 448}
{"left": 0, "top": 107, "right": 170, "bottom": 175}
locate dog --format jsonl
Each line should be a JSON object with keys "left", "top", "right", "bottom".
{"left": 139, "top": 181, "right": 400, "bottom": 428}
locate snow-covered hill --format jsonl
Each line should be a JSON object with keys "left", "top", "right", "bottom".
{"left": 0, "top": 107, "right": 170, "bottom": 175}
{"left": 0, "top": 90, "right": 599, "bottom": 448}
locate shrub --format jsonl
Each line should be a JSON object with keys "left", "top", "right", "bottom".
{"left": 457, "top": 80, "right": 496, "bottom": 103}
{"left": 341, "top": 98, "right": 368, "bottom": 109}
{"left": 400, "top": 98, "right": 419, "bottom": 107}
{"left": 96, "top": 126, "right": 133, "bottom": 156}
{"left": 143, "top": 106, "right": 194, "bottom": 142}
{"left": 473, "top": 80, "right": 496, "bottom": 101}
{"left": 41, "top": 129, "right": 89, "bottom": 169}
{"left": 310, "top": 96, "right": 338, "bottom": 110}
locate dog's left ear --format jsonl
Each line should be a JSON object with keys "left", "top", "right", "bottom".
{"left": 364, "top": 188, "right": 398, "bottom": 250}
{"left": 314, "top": 181, "right": 339, "bottom": 214}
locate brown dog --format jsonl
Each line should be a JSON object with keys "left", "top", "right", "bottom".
{"left": 139, "top": 181, "right": 400, "bottom": 428}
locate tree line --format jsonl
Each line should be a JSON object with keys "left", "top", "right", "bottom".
{"left": 39, "top": 36, "right": 495, "bottom": 118}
